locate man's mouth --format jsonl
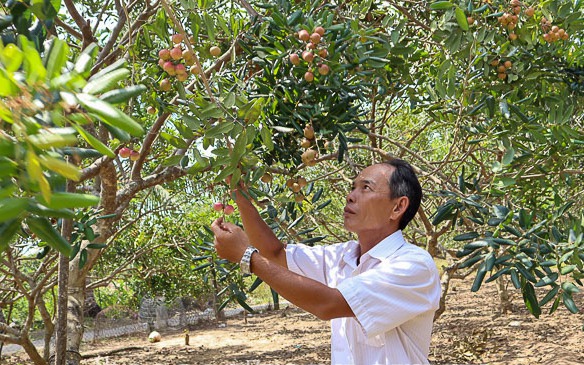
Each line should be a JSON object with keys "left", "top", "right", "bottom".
{"left": 343, "top": 207, "right": 355, "bottom": 215}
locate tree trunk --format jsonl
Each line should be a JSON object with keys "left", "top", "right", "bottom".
{"left": 0, "top": 309, "right": 5, "bottom": 359}
{"left": 496, "top": 276, "right": 513, "bottom": 314}
{"left": 37, "top": 296, "right": 55, "bottom": 361}
{"left": 63, "top": 268, "right": 85, "bottom": 365}
{"left": 54, "top": 252, "right": 70, "bottom": 365}
{"left": 434, "top": 264, "right": 457, "bottom": 321}
{"left": 22, "top": 336, "right": 48, "bottom": 365}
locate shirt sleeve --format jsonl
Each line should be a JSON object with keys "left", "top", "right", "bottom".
{"left": 336, "top": 253, "right": 440, "bottom": 339}
{"left": 285, "top": 243, "right": 341, "bottom": 286}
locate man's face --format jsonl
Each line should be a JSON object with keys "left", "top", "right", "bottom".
{"left": 343, "top": 164, "right": 398, "bottom": 235}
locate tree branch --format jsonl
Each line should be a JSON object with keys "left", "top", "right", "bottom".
{"left": 63, "top": 0, "right": 95, "bottom": 46}
{"left": 96, "top": 0, "right": 128, "bottom": 64}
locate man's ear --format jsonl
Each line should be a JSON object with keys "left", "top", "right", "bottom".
{"left": 390, "top": 196, "right": 409, "bottom": 221}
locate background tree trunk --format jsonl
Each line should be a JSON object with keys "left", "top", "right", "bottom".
{"left": 54, "top": 253, "right": 70, "bottom": 365}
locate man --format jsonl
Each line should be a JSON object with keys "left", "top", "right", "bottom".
{"left": 211, "top": 159, "right": 441, "bottom": 364}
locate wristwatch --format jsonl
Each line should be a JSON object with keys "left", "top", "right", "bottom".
{"left": 240, "top": 246, "right": 258, "bottom": 275}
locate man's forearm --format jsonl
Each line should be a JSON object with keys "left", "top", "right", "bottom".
{"left": 249, "top": 251, "right": 354, "bottom": 321}
{"left": 235, "top": 190, "right": 287, "bottom": 267}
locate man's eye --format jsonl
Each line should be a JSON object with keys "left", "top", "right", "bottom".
{"left": 363, "top": 185, "right": 371, "bottom": 190}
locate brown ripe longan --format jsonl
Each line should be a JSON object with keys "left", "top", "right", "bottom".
{"left": 497, "top": 65, "right": 507, "bottom": 73}
{"left": 298, "top": 30, "right": 310, "bottom": 42}
{"left": 497, "top": 73, "right": 507, "bottom": 80}
{"left": 504, "top": 60, "right": 513, "bottom": 69}
{"left": 291, "top": 183, "right": 301, "bottom": 193}
{"left": 314, "top": 26, "right": 325, "bottom": 36}
{"left": 289, "top": 53, "right": 301, "bottom": 65}
{"left": 297, "top": 177, "right": 308, "bottom": 188}
{"left": 303, "top": 125, "right": 315, "bottom": 139}
{"left": 302, "top": 51, "right": 314, "bottom": 63}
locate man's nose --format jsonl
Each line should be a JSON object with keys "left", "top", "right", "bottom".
{"left": 346, "top": 190, "right": 355, "bottom": 203}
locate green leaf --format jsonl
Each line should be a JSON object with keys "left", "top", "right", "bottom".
{"left": 502, "top": 147, "right": 515, "bottom": 165}
{"left": 72, "top": 125, "right": 115, "bottom": 158}
{"left": 248, "top": 277, "right": 263, "bottom": 292}
{"left": 27, "top": 151, "right": 51, "bottom": 204}
{"left": 560, "top": 264, "right": 577, "bottom": 275}
{"left": 39, "top": 192, "right": 100, "bottom": 209}
{"left": 455, "top": 7, "right": 469, "bottom": 31}
{"left": 100, "top": 84, "right": 147, "bottom": 104}
{"left": 432, "top": 202, "right": 455, "bottom": 225}
{"left": 562, "top": 292, "right": 579, "bottom": 314}
{"left": 45, "top": 38, "right": 69, "bottom": 80}
{"left": 83, "top": 68, "right": 131, "bottom": 94}
{"left": 77, "top": 93, "right": 144, "bottom": 136}
{"left": 74, "top": 43, "right": 99, "bottom": 75}
{"left": 522, "top": 282, "right": 541, "bottom": 318}
{"left": 0, "top": 43, "right": 23, "bottom": 72}
{"left": 459, "top": 253, "right": 483, "bottom": 269}
{"left": 160, "top": 132, "right": 188, "bottom": 149}
{"left": 205, "top": 121, "right": 234, "bottom": 138}
{"left": 471, "top": 262, "right": 487, "bottom": 292}
{"left": 27, "top": 216, "right": 72, "bottom": 256}
{"left": 0, "top": 219, "right": 21, "bottom": 252}
{"left": 20, "top": 36, "right": 46, "bottom": 83}
{"left": 28, "top": 132, "right": 78, "bottom": 149}
{"left": 534, "top": 273, "right": 558, "bottom": 287}
{"left": 89, "top": 59, "right": 127, "bottom": 81}
{"left": 260, "top": 126, "right": 274, "bottom": 151}
{"left": 86, "top": 243, "right": 107, "bottom": 249}
{"left": 78, "top": 248, "right": 88, "bottom": 268}
{"left": 231, "top": 131, "right": 248, "bottom": 165}
{"left": 454, "top": 232, "right": 479, "bottom": 241}
{"left": 510, "top": 269, "right": 521, "bottom": 288}
{"left": 0, "top": 198, "right": 29, "bottom": 223}
{"left": 539, "top": 285, "right": 560, "bottom": 307}
{"left": 430, "top": 1, "right": 454, "bottom": 10}
{"left": 27, "top": 202, "right": 75, "bottom": 219}
{"left": 38, "top": 155, "right": 81, "bottom": 181}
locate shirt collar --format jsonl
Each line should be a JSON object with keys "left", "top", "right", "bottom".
{"left": 362, "top": 230, "right": 406, "bottom": 261}
{"left": 342, "top": 230, "right": 406, "bottom": 268}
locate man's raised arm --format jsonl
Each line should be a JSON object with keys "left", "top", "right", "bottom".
{"left": 233, "top": 187, "right": 287, "bottom": 268}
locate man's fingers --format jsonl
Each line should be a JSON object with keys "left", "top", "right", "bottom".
{"left": 210, "top": 217, "right": 222, "bottom": 232}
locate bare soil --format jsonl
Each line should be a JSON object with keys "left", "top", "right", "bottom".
{"left": 3, "top": 279, "right": 583, "bottom": 365}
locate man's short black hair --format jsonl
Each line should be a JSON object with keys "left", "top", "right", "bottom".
{"left": 381, "top": 159, "right": 422, "bottom": 230}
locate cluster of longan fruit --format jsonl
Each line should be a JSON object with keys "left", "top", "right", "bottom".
{"left": 300, "top": 125, "right": 318, "bottom": 166}
{"left": 289, "top": 26, "right": 330, "bottom": 83}
{"left": 286, "top": 176, "right": 308, "bottom": 202}
{"left": 157, "top": 34, "right": 222, "bottom": 92}
{"left": 491, "top": 59, "right": 514, "bottom": 80}
{"left": 541, "top": 19, "right": 569, "bottom": 43}
{"left": 157, "top": 34, "right": 196, "bottom": 91}
{"left": 496, "top": 0, "right": 537, "bottom": 41}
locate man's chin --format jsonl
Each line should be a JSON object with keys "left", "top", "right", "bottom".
{"left": 343, "top": 221, "right": 356, "bottom": 233}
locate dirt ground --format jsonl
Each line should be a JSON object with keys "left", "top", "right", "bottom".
{"left": 3, "top": 279, "right": 583, "bottom": 365}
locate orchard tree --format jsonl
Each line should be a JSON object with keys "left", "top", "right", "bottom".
{"left": 1, "top": 0, "right": 583, "bottom": 364}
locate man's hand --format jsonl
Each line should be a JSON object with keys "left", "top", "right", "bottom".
{"left": 210, "top": 217, "right": 251, "bottom": 263}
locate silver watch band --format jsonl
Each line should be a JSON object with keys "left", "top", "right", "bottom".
{"left": 240, "top": 246, "right": 258, "bottom": 275}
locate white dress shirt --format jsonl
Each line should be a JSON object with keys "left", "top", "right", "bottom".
{"left": 286, "top": 230, "right": 441, "bottom": 365}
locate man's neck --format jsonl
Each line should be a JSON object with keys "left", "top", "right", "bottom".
{"left": 357, "top": 227, "right": 398, "bottom": 256}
